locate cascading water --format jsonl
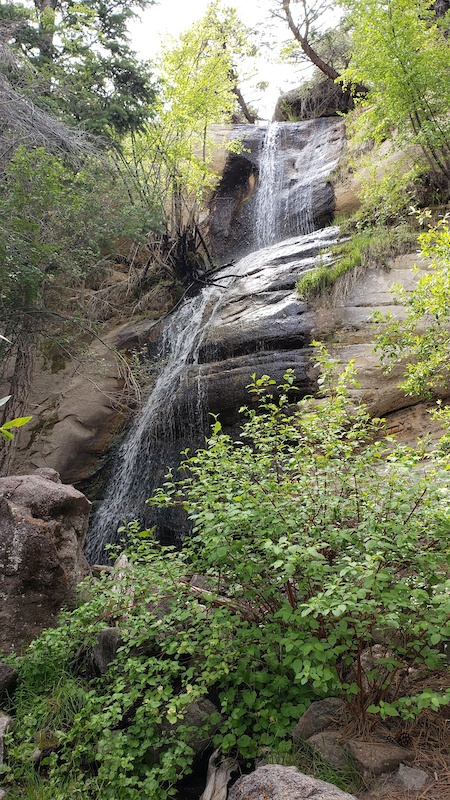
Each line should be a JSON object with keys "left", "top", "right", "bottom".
{"left": 255, "top": 122, "right": 282, "bottom": 248}
{"left": 86, "top": 118, "right": 344, "bottom": 563}
{"left": 254, "top": 118, "right": 341, "bottom": 249}
{"left": 85, "top": 284, "right": 228, "bottom": 562}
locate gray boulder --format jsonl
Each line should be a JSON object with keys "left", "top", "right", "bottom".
{"left": 344, "top": 741, "right": 414, "bottom": 777}
{"left": 394, "top": 763, "right": 430, "bottom": 790}
{"left": 228, "top": 765, "right": 357, "bottom": 800}
{"left": 0, "top": 469, "right": 90, "bottom": 652}
{"left": 292, "top": 698, "right": 347, "bottom": 742}
{"left": 92, "top": 627, "right": 122, "bottom": 674}
{"left": 306, "top": 731, "right": 349, "bottom": 769}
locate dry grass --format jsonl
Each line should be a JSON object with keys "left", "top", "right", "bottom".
{"left": 355, "top": 705, "right": 450, "bottom": 800}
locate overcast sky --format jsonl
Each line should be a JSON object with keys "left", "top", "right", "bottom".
{"left": 128, "top": 0, "right": 333, "bottom": 120}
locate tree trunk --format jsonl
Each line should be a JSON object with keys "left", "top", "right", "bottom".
{"left": 280, "top": 0, "right": 367, "bottom": 97}
{"left": 281, "top": 0, "right": 340, "bottom": 80}
{"left": 0, "top": 326, "right": 35, "bottom": 476}
{"left": 34, "top": 0, "right": 58, "bottom": 63}
{"left": 232, "top": 82, "right": 257, "bottom": 124}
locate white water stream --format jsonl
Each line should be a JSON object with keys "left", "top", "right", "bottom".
{"left": 86, "top": 119, "right": 343, "bottom": 562}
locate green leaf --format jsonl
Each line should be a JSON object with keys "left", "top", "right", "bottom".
{"left": 1, "top": 416, "right": 32, "bottom": 430}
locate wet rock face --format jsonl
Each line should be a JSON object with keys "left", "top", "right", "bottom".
{"left": 86, "top": 228, "right": 341, "bottom": 562}
{"left": 0, "top": 469, "right": 90, "bottom": 652}
{"left": 208, "top": 119, "right": 345, "bottom": 262}
{"left": 208, "top": 124, "right": 263, "bottom": 262}
{"left": 197, "top": 230, "right": 339, "bottom": 427}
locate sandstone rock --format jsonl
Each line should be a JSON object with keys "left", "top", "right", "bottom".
{"left": 306, "top": 731, "right": 349, "bottom": 769}
{"left": 394, "top": 763, "right": 430, "bottom": 790}
{"left": 292, "top": 698, "right": 347, "bottom": 743}
{"left": 273, "top": 80, "right": 354, "bottom": 122}
{"left": 6, "top": 316, "right": 167, "bottom": 488}
{"left": 0, "top": 471, "right": 90, "bottom": 652}
{"left": 323, "top": 252, "right": 450, "bottom": 438}
{"left": 344, "top": 741, "right": 414, "bottom": 777}
{"left": 92, "top": 627, "right": 121, "bottom": 674}
{"left": 228, "top": 765, "right": 357, "bottom": 800}
{"left": 0, "top": 712, "right": 13, "bottom": 764}
{"left": 0, "top": 664, "right": 17, "bottom": 695}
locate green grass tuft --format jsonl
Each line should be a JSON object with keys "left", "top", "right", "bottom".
{"left": 297, "top": 223, "right": 417, "bottom": 300}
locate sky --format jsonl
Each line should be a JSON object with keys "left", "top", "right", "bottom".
{"left": 128, "top": 0, "right": 339, "bottom": 120}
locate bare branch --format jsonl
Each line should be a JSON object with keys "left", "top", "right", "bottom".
{"left": 0, "top": 41, "right": 95, "bottom": 164}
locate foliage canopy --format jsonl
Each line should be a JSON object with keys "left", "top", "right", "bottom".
{"left": 339, "top": 0, "right": 450, "bottom": 175}
{"left": 0, "top": 0, "right": 157, "bottom": 138}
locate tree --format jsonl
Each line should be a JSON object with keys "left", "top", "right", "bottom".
{"left": 274, "top": 0, "right": 342, "bottom": 80}
{"left": 0, "top": 1, "right": 164, "bottom": 474}
{"left": 0, "top": 0, "right": 157, "bottom": 138}
{"left": 158, "top": 1, "right": 256, "bottom": 134}
{"left": 270, "top": 0, "right": 366, "bottom": 117}
{"left": 116, "top": 2, "right": 255, "bottom": 255}
{"left": 338, "top": 0, "right": 450, "bottom": 177}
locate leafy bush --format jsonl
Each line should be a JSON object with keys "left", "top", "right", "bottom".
{"left": 351, "top": 159, "right": 422, "bottom": 229}
{"left": 2, "top": 350, "right": 450, "bottom": 799}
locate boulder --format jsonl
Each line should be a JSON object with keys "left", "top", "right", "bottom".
{"left": 92, "top": 627, "right": 121, "bottom": 674}
{"left": 306, "top": 731, "right": 349, "bottom": 769}
{"left": 0, "top": 469, "right": 90, "bottom": 652}
{"left": 394, "top": 763, "right": 430, "bottom": 790}
{"left": 144, "top": 699, "right": 222, "bottom": 772}
{"left": 343, "top": 741, "right": 414, "bottom": 777}
{"left": 273, "top": 79, "right": 354, "bottom": 122}
{"left": 292, "top": 698, "right": 347, "bottom": 743}
{"left": 161, "top": 699, "right": 221, "bottom": 759}
{"left": 228, "top": 765, "right": 357, "bottom": 800}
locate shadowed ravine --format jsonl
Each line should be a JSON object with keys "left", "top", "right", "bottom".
{"left": 86, "top": 118, "right": 345, "bottom": 563}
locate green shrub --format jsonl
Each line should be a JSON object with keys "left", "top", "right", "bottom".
{"left": 351, "top": 158, "right": 423, "bottom": 229}
{"left": 2, "top": 349, "right": 450, "bottom": 799}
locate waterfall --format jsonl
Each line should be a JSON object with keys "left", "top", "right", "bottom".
{"left": 254, "top": 118, "right": 340, "bottom": 248}
{"left": 86, "top": 119, "right": 344, "bottom": 563}
{"left": 255, "top": 122, "right": 282, "bottom": 248}
{"left": 85, "top": 284, "right": 227, "bottom": 562}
